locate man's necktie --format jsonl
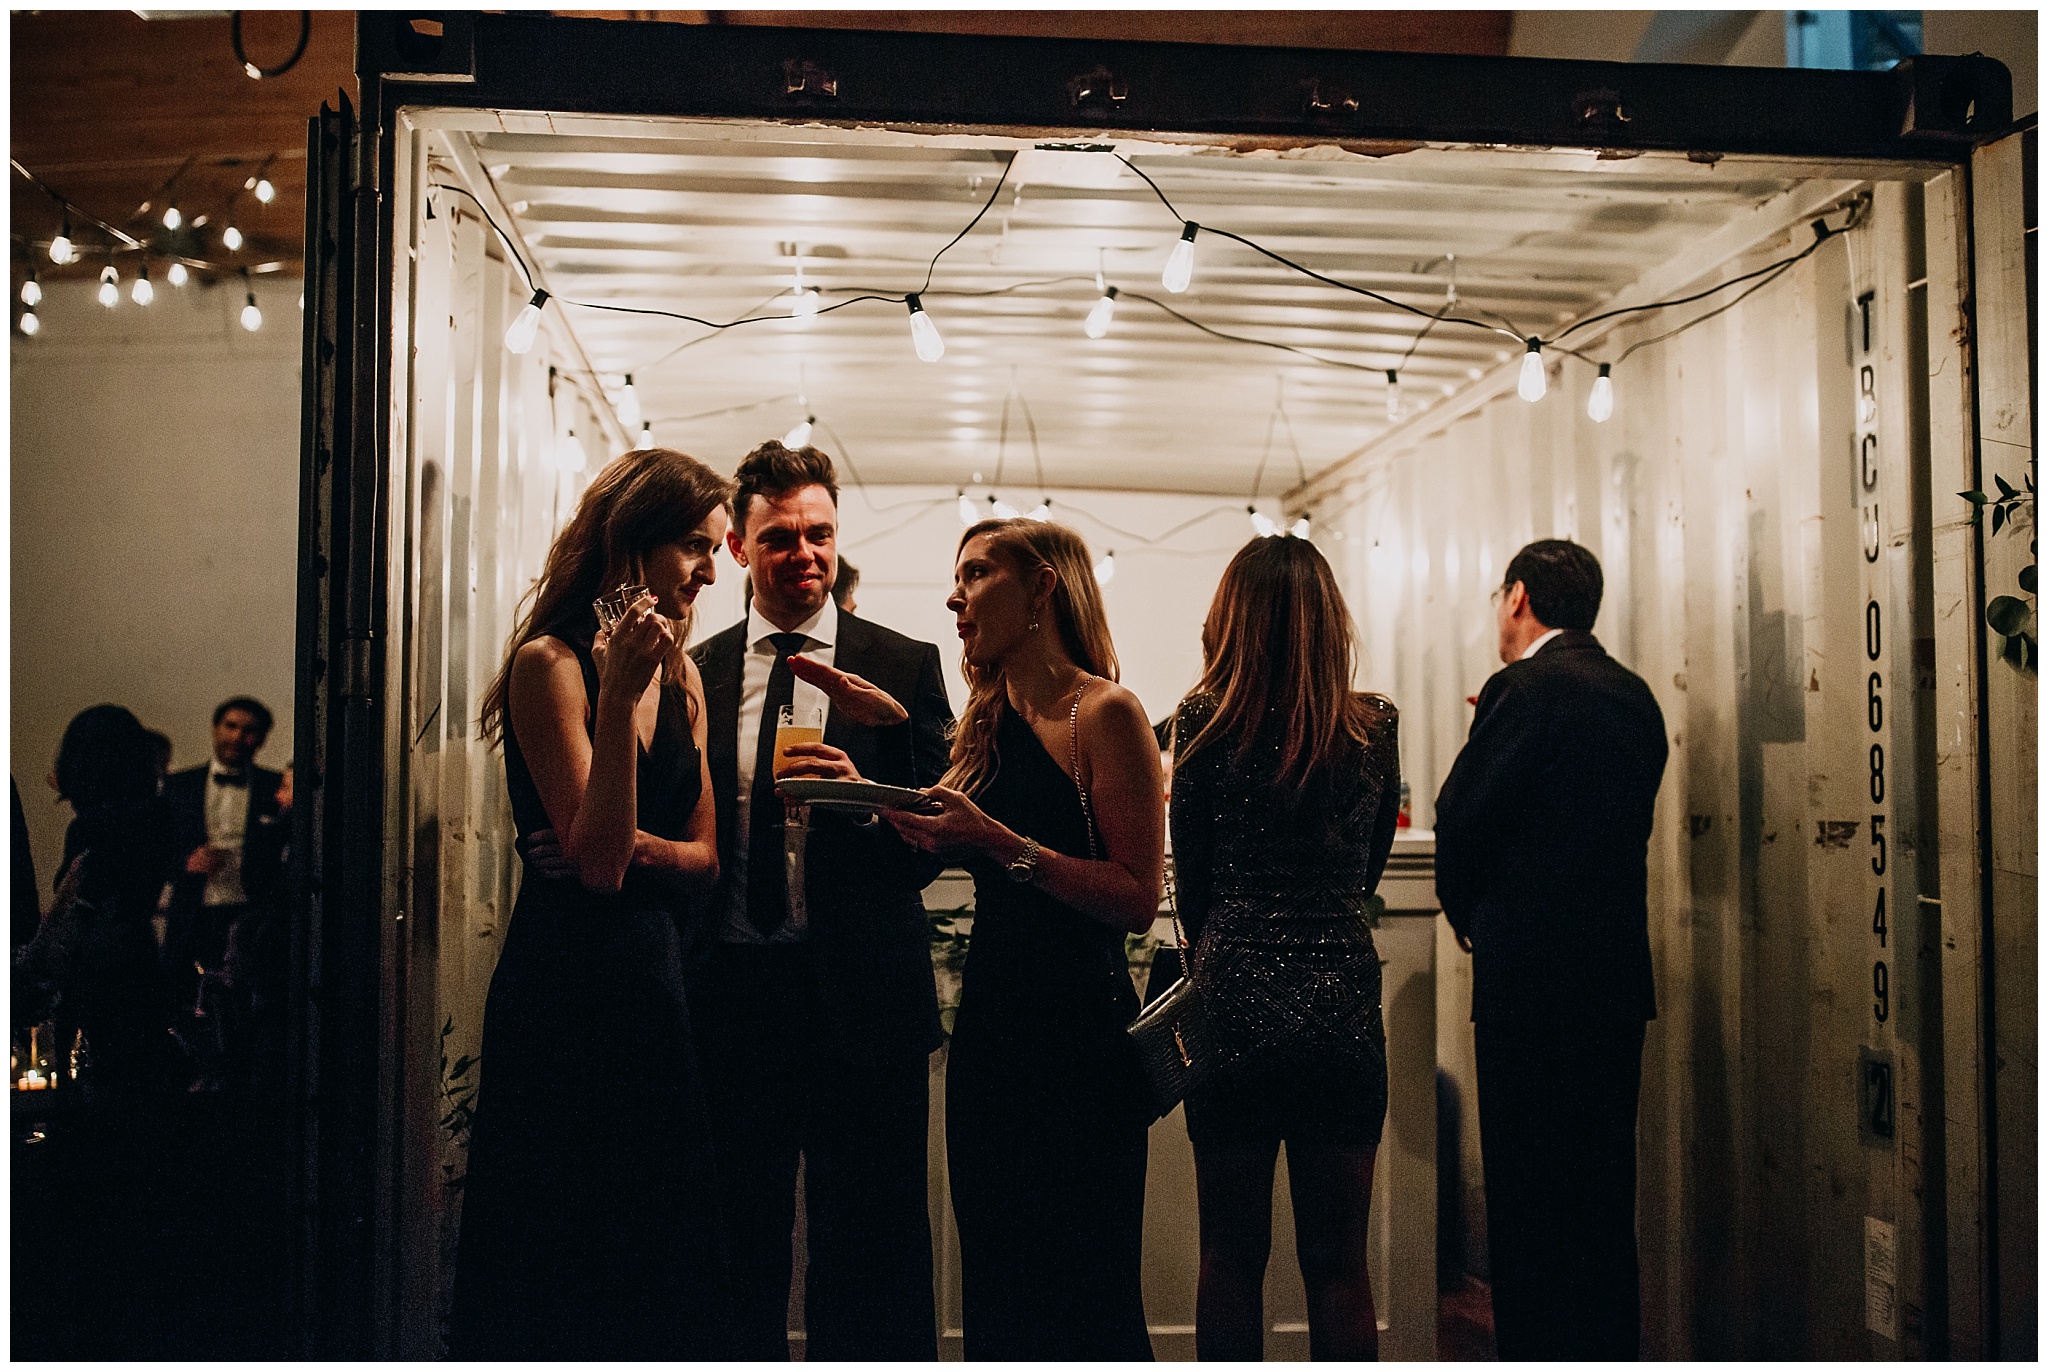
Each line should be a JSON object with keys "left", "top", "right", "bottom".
{"left": 747, "top": 632, "right": 811, "bottom": 937}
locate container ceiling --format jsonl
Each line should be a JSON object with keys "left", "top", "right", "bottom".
{"left": 451, "top": 122, "right": 1809, "bottom": 497}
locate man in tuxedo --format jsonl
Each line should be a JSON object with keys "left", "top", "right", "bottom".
{"left": 1433, "top": 539, "right": 1668, "bottom": 1360}
{"left": 689, "top": 441, "right": 952, "bottom": 1360}
{"left": 165, "top": 696, "right": 288, "bottom": 1090}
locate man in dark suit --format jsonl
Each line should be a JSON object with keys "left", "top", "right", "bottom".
{"left": 689, "top": 441, "right": 952, "bottom": 1361}
{"left": 165, "top": 696, "right": 288, "bottom": 1090}
{"left": 1434, "top": 539, "right": 1668, "bottom": 1360}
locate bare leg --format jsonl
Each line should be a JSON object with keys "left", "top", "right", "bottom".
{"left": 1286, "top": 1142, "right": 1379, "bottom": 1361}
{"left": 1192, "top": 1138, "right": 1281, "bottom": 1361}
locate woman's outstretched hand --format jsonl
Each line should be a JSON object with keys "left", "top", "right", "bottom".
{"left": 882, "top": 785, "right": 994, "bottom": 855}
{"left": 787, "top": 656, "right": 908, "bottom": 727}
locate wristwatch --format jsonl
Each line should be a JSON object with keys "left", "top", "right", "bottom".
{"left": 1005, "top": 837, "right": 1042, "bottom": 884}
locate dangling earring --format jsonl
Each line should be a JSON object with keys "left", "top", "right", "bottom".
{"left": 1028, "top": 619, "right": 1040, "bottom": 633}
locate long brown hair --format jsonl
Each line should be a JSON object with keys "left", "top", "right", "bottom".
{"left": 480, "top": 446, "right": 735, "bottom": 743}
{"left": 1177, "top": 534, "right": 1376, "bottom": 796}
{"left": 942, "top": 519, "right": 1118, "bottom": 795}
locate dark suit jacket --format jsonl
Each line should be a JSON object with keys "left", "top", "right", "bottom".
{"left": 689, "top": 610, "right": 953, "bottom": 1063}
{"left": 165, "top": 763, "right": 286, "bottom": 920}
{"left": 1434, "top": 630, "right": 1667, "bottom": 1025}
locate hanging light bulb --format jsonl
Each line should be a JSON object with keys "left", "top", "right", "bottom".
{"left": 131, "top": 261, "right": 154, "bottom": 306}
{"left": 1248, "top": 506, "right": 1277, "bottom": 538}
{"left": 1587, "top": 362, "right": 1615, "bottom": 423}
{"left": 167, "top": 260, "right": 189, "bottom": 287}
{"left": 505, "top": 288, "right": 548, "bottom": 355}
{"left": 1290, "top": 515, "right": 1311, "bottom": 539}
{"left": 617, "top": 374, "right": 642, "bottom": 431}
{"left": 1385, "top": 369, "right": 1402, "bottom": 422}
{"left": 958, "top": 490, "right": 979, "bottom": 526}
{"left": 162, "top": 204, "right": 182, "bottom": 231}
{"left": 1027, "top": 499, "right": 1051, "bottom": 522}
{"left": 241, "top": 289, "right": 263, "bottom": 331}
{"left": 222, "top": 224, "right": 244, "bottom": 252}
{"left": 559, "top": 428, "right": 590, "bottom": 473}
{"left": 98, "top": 264, "right": 120, "bottom": 309}
{"left": 254, "top": 177, "right": 276, "bottom": 205}
{"left": 1162, "top": 222, "right": 1199, "bottom": 294}
{"left": 905, "top": 294, "right": 945, "bottom": 362}
{"left": 21, "top": 272, "right": 42, "bottom": 307}
{"left": 49, "top": 217, "right": 74, "bottom": 266}
{"left": 1084, "top": 286, "right": 1118, "bottom": 339}
{"left": 990, "top": 494, "right": 1020, "bottom": 520}
{"left": 792, "top": 287, "right": 820, "bottom": 318}
{"left": 1093, "top": 550, "right": 1117, "bottom": 587}
{"left": 1516, "top": 338, "right": 1547, "bottom": 403}
{"left": 631, "top": 422, "right": 652, "bottom": 451}
{"left": 19, "top": 307, "right": 40, "bottom": 337}
{"left": 783, "top": 415, "right": 815, "bottom": 448}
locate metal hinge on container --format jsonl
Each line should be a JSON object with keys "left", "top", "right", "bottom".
{"left": 351, "top": 130, "right": 381, "bottom": 195}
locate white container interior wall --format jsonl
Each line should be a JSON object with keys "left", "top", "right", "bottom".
{"left": 381, "top": 117, "right": 2003, "bottom": 1359}
{"left": 1324, "top": 178, "right": 1948, "bottom": 1359}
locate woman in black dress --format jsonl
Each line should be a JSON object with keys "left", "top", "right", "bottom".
{"left": 887, "top": 518, "right": 1164, "bottom": 1361}
{"left": 449, "top": 447, "right": 734, "bottom": 1359}
{"left": 1171, "top": 534, "right": 1399, "bottom": 1360}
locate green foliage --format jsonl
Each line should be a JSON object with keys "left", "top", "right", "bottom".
{"left": 1961, "top": 469, "right": 2037, "bottom": 674}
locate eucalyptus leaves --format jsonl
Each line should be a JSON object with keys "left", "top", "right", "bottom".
{"left": 1960, "top": 471, "right": 2037, "bottom": 672}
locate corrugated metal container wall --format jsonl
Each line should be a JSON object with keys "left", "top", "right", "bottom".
{"left": 1331, "top": 176, "right": 1961, "bottom": 1359}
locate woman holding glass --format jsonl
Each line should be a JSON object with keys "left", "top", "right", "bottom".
{"left": 886, "top": 518, "right": 1163, "bottom": 1360}
{"left": 449, "top": 447, "right": 734, "bottom": 1359}
{"left": 1171, "top": 534, "right": 1400, "bottom": 1361}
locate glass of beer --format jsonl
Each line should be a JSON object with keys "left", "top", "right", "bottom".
{"left": 773, "top": 704, "right": 826, "bottom": 779}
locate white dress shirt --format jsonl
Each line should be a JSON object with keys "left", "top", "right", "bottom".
{"left": 718, "top": 595, "right": 838, "bottom": 943}
{"left": 203, "top": 764, "right": 252, "bottom": 906}
{"left": 1519, "top": 628, "right": 1564, "bottom": 661}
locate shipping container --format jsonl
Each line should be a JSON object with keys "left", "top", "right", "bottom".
{"left": 291, "top": 12, "right": 2033, "bottom": 1359}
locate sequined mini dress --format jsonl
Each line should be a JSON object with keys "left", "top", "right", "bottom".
{"left": 1171, "top": 692, "right": 1400, "bottom": 1149}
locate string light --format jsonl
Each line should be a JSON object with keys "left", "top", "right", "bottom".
{"left": 161, "top": 203, "right": 182, "bottom": 231}
{"left": 790, "top": 255, "right": 819, "bottom": 318}
{"left": 253, "top": 176, "right": 276, "bottom": 204}
{"left": 631, "top": 421, "right": 653, "bottom": 450}
{"left": 131, "top": 260, "right": 154, "bottom": 306}
{"left": 223, "top": 224, "right": 244, "bottom": 251}
{"left": 1290, "top": 515, "right": 1311, "bottom": 538}
{"left": 19, "top": 306, "right": 40, "bottom": 336}
{"left": 49, "top": 217, "right": 73, "bottom": 265}
{"left": 616, "top": 373, "right": 641, "bottom": 431}
{"left": 97, "top": 263, "right": 119, "bottom": 309}
{"left": 1084, "top": 285, "right": 1118, "bottom": 338}
{"left": 990, "top": 493, "right": 1020, "bottom": 520}
{"left": 1026, "top": 499, "right": 1051, "bottom": 521}
{"left": 505, "top": 288, "right": 548, "bottom": 354}
{"left": 1248, "top": 506, "right": 1277, "bottom": 538}
{"left": 240, "top": 281, "right": 263, "bottom": 332}
{"left": 1385, "top": 369, "right": 1402, "bottom": 422}
{"left": 1516, "top": 338, "right": 1547, "bottom": 402}
{"left": 558, "top": 427, "right": 589, "bottom": 473}
{"left": 906, "top": 293, "right": 944, "bottom": 362}
{"left": 167, "top": 260, "right": 189, "bottom": 287}
{"left": 20, "top": 271, "right": 41, "bottom": 307}
{"left": 1093, "top": 549, "right": 1116, "bottom": 586}
{"left": 1587, "top": 362, "right": 1615, "bottom": 423}
{"left": 1162, "top": 221, "right": 1199, "bottom": 294}
{"left": 783, "top": 414, "right": 815, "bottom": 448}
{"left": 958, "top": 489, "right": 978, "bottom": 525}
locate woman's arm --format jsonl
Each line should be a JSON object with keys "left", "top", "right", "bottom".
{"left": 885, "top": 682, "right": 1164, "bottom": 934}
{"left": 628, "top": 654, "right": 720, "bottom": 892}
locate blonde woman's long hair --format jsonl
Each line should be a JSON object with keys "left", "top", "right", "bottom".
{"left": 480, "top": 446, "right": 734, "bottom": 743}
{"left": 1177, "top": 534, "right": 1377, "bottom": 797}
{"left": 941, "top": 519, "right": 1118, "bottom": 795}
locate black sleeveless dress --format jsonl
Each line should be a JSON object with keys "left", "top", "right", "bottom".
{"left": 448, "top": 642, "right": 731, "bottom": 1359}
{"left": 947, "top": 700, "right": 1154, "bottom": 1361}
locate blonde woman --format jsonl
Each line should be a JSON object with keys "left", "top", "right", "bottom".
{"left": 451, "top": 447, "right": 734, "bottom": 1359}
{"left": 886, "top": 518, "right": 1163, "bottom": 1360}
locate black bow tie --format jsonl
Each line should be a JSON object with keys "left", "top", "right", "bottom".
{"left": 212, "top": 771, "right": 249, "bottom": 788}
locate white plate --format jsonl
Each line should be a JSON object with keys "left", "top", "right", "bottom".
{"left": 776, "top": 778, "right": 943, "bottom": 813}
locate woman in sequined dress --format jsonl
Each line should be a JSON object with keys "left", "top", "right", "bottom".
{"left": 1171, "top": 534, "right": 1400, "bottom": 1361}
{"left": 886, "top": 519, "right": 1163, "bottom": 1360}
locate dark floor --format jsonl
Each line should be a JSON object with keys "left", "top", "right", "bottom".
{"left": 12, "top": 1090, "right": 290, "bottom": 1360}
{"left": 1439, "top": 1275, "right": 1499, "bottom": 1360}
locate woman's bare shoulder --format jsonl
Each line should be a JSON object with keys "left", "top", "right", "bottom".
{"left": 511, "top": 635, "right": 585, "bottom": 697}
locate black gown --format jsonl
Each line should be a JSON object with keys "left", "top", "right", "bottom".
{"left": 448, "top": 642, "right": 731, "bottom": 1359}
{"left": 947, "top": 700, "right": 1154, "bottom": 1361}
{"left": 1172, "top": 692, "right": 1400, "bottom": 1149}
